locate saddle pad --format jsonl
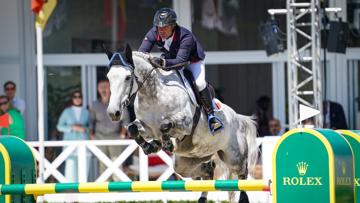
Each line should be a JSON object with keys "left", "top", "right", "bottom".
{"left": 161, "top": 70, "right": 198, "bottom": 106}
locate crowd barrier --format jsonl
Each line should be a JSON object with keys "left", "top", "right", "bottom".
{"left": 0, "top": 128, "right": 358, "bottom": 203}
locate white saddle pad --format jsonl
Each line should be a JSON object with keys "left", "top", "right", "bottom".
{"left": 160, "top": 70, "right": 198, "bottom": 107}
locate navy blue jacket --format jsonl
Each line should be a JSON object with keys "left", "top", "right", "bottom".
{"left": 138, "top": 25, "right": 205, "bottom": 67}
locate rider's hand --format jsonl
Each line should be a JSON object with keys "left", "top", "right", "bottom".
{"left": 149, "top": 57, "right": 166, "bottom": 68}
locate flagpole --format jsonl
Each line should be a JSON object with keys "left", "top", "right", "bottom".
{"left": 36, "top": 25, "right": 45, "bottom": 183}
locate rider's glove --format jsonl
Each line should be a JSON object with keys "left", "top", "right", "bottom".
{"left": 149, "top": 57, "right": 166, "bottom": 69}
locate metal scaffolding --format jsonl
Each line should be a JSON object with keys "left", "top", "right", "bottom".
{"left": 268, "top": 1, "right": 341, "bottom": 128}
{"left": 287, "top": 0, "right": 322, "bottom": 128}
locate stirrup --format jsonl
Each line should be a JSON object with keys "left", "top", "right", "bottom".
{"left": 207, "top": 114, "right": 224, "bottom": 135}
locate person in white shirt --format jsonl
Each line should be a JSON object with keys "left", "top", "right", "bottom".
{"left": 3, "top": 81, "right": 25, "bottom": 115}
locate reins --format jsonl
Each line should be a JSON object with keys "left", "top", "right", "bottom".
{"left": 122, "top": 59, "right": 189, "bottom": 109}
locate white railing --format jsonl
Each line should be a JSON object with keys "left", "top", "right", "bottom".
{"left": 28, "top": 140, "right": 175, "bottom": 183}
{"left": 28, "top": 137, "right": 279, "bottom": 202}
{"left": 28, "top": 137, "right": 279, "bottom": 184}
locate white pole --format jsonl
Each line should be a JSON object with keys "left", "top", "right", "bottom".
{"left": 36, "top": 26, "right": 45, "bottom": 183}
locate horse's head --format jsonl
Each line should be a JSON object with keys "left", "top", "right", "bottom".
{"left": 105, "top": 44, "right": 137, "bottom": 122}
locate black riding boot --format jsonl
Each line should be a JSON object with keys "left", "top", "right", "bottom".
{"left": 199, "top": 87, "right": 223, "bottom": 134}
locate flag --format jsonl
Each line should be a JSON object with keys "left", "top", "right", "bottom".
{"left": 104, "top": 0, "right": 127, "bottom": 42}
{"left": 32, "top": 0, "right": 57, "bottom": 30}
{"left": 31, "top": 0, "right": 44, "bottom": 14}
{"left": 0, "top": 113, "right": 9, "bottom": 129}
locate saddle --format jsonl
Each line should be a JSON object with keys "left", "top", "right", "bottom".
{"left": 160, "top": 67, "right": 222, "bottom": 137}
{"left": 181, "top": 69, "right": 216, "bottom": 105}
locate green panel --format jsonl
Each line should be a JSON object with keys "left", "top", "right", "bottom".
{"left": 316, "top": 129, "right": 355, "bottom": 203}
{"left": 275, "top": 132, "right": 330, "bottom": 203}
{"left": 108, "top": 182, "right": 132, "bottom": 191}
{"left": 214, "top": 180, "right": 239, "bottom": 191}
{"left": 161, "top": 180, "right": 185, "bottom": 191}
{"left": 342, "top": 131, "right": 360, "bottom": 203}
{"left": 54, "top": 183, "right": 79, "bottom": 193}
{"left": 0, "top": 136, "right": 36, "bottom": 203}
{"left": 0, "top": 152, "right": 6, "bottom": 202}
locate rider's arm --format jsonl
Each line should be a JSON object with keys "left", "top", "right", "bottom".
{"left": 138, "top": 28, "right": 156, "bottom": 53}
{"left": 164, "top": 33, "right": 193, "bottom": 67}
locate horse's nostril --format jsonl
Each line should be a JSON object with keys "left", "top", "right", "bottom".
{"left": 115, "top": 111, "right": 121, "bottom": 117}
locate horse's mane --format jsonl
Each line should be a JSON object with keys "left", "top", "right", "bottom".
{"left": 132, "top": 51, "right": 151, "bottom": 61}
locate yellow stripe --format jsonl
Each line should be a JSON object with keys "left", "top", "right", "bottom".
{"left": 238, "top": 180, "right": 268, "bottom": 191}
{"left": 132, "top": 181, "right": 162, "bottom": 192}
{"left": 272, "top": 128, "right": 335, "bottom": 203}
{"left": 0, "top": 143, "right": 11, "bottom": 203}
{"left": 339, "top": 130, "right": 360, "bottom": 142}
{"left": 185, "top": 180, "right": 215, "bottom": 191}
{"left": 25, "top": 184, "right": 56, "bottom": 195}
{"left": 78, "top": 182, "right": 109, "bottom": 193}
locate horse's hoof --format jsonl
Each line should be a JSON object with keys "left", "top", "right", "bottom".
{"left": 127, "top": 124, "right": 139, "bottom": 138}
{"left": 162, "top": 140, "right": 174, "bottom": 152}
{"left": 238, "top": 191, "right": 249, "bottom": 203}
{"left": 198, "top": 197, "right": 207, "bottom": 203}
{"left": 142, "top": 145, "right": 153, "bottom": 155}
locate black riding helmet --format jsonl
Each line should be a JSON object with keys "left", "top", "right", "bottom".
{"left": 153, "top": 8, "right": 177, "bottom": 27}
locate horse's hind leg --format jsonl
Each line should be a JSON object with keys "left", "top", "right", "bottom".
{"left": 174, "top": 156, "right": 215, "bottom": 203}
{"left": 217, "top": 144, "right": 249, "bottom": 203}
{"left": 238, "top": 174, "right": 249, "bottom": 203}
{"left": 198, "top": 160, "right": 216, "bottom": 203}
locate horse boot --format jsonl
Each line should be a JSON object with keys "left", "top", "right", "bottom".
{"left": 129, "top": 123, "right": 161, "bottom": 155}
{"left": 199, "top": 87, "right": 224, "bottom": 134}
{"left": 160, "top": 121, "right": 175, "bottom": 152}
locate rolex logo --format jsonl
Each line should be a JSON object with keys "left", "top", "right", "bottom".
{"left": 296, "top": 162, "right": 308, "bottom": 176}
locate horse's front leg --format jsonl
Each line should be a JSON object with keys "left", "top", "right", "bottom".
{"left": 128, "top": 120, "right": 162, "bottom": 155}
{"left": 160, "top": 113, "right": 192, "bottom": 152}
{"left": 160, "top": 119, "right": 175, "bottom": 152}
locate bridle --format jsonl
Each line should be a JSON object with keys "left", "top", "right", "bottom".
{"left": 109, "top": 53, "right": 157, "bottom": 110}
{"left": 109, "top": 53, "right": 190, "bottom": 110}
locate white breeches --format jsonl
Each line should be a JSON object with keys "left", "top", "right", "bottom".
{"left": 186, "top": 60, "right": 207, "bottom": 91}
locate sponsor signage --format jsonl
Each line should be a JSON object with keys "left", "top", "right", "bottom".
{"left": 273, "top": 129, "right": 354, "bottom": 203}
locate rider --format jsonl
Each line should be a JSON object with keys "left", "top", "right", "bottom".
{"left": 138, "top": 7, "right": 223, "bottom": 134}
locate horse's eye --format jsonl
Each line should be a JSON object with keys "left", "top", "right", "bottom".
{"left": 125, "top": 75, "right": 131, "bottom": 81}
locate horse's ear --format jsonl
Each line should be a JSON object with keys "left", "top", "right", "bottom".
{"left": 125, "top": 44, "right": 134, "bottom": 66}
{"left": 102, "top": 43, "right": 113, "bottom": 60}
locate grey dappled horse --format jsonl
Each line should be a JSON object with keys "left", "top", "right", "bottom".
{"left": 106, "top": 45, "right": 258, "bottom": 203}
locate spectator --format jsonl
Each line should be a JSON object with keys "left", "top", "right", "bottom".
{"left": 254, "top": 96, "right": 272, "bottom": 137}
{"left": 89, "top": 79, "right": 128, "bottom": 181}
{"left": 268, "top": 118, "right": 283, "bottom": 136}
{"left": 323, "top": 100, "right": 348, "bottom": 129}
{"left": 303, "top": 118, "right": 315, "bottom": 128}
{"left": 0, "top": 95, "right": 25, "bottom": 139}
{"left": 57, "top": 90, "right": 90, "bottom": 182}
{"left": 3, "top": 81, "right": 25, "bottom": 115}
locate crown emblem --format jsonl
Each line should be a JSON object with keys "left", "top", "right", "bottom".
{"left": 341, "top": 161, "right": 347, "bottom": 175}
{"left": 296, "top": 162, "right": 308, "bottom": 176}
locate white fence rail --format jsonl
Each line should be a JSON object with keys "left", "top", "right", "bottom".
{"left": 27, "top": 137, "right": 279, "bottom": 184}
{"left": 28, "top": 137, "right": 279, "bottom": 202}
{"left": 28, "top": 140, "right": 175, "bottom": 183}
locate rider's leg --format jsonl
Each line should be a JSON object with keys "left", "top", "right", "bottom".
{"left": 187, "top": 61, "right": 223, "bottom": 133}
{"left": 199, "top": 86, "right": 223, "bottom": 132}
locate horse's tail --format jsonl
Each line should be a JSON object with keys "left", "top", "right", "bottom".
{"left": 237, "top": 114, "right": 258, "bottom": 173}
